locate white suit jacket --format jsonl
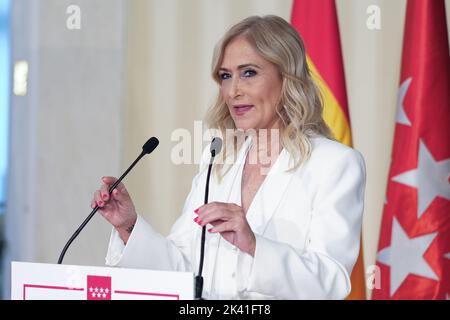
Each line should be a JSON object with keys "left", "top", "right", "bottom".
{"left": 105, "top": 135, "right": 366, "bottom": 299}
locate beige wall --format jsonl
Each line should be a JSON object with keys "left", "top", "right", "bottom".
{"left": 4, "top": 0, "right": 126, "bottom": 297}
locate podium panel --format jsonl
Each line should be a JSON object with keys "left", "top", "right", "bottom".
{"left": 11, "top": 261, "right": 194, "bottom": 300}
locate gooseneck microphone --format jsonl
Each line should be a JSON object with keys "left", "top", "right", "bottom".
{"left": 195, "top": 137, "right": 223, "bottom": 300}
{"left": 57, "top": 137, "right": 159, "bottom": 264}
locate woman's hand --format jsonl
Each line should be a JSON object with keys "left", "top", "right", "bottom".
{"left": 91, "top": 176, "right": 137, "bottom": 244}
{"left": 194, "top": 202, "right": 256, "bottom": 256}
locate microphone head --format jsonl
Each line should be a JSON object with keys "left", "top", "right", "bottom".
{"left": 210, "top": 137, "right": 223, "bottom": 157}
{"left": 142, "top": 137, "right": 159, "bottom": 154}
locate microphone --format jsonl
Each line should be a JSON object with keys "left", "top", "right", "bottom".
{"left": 57, "top": 137, "right": 159, "bottom": 264}
{"left": 195, "top": 137, "right": 223, "bottom": 300}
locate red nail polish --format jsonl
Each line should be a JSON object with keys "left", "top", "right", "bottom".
{"left": 197, "top": 220, "right": 202, "bottom": 226}
{"left": 194, "top": 217, "right": 198, "bottom": 223}
{"left": 208, "top": 228, "right": 214, "bottom": 233}
{"left": 194, "top": 209, "right": 199, "bottom": 214}
{"left": 102, "top": 194, "right": 108, "bottom": 200}
{"left": 98, "top": 201, "right": 104, "bottom": 206}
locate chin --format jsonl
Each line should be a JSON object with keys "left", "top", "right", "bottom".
{"left": 231, "top": 118, "right": 254, "bottom": 131}
{"left": 234, "top": 123, "right": 255, "bottom": 131}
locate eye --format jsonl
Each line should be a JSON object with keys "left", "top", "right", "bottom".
{"left": 218, "top": 72, "right": 231, "bottom": 80}
{"left": 242, "top": 69, "right": 257, "bottom": 78}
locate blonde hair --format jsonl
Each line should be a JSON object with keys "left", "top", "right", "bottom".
{"left": 205, "top": 15, "right": 333, "bottom": 179}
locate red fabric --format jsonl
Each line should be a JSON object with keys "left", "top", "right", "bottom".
{"left": 290, "top": 0, "right": 350, "bottom": 121}
{"left": 372, "top": 0, "right": 450, "bottom": 299}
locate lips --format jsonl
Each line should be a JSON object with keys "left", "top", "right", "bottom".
{"left": 233, "top": 105, "right": 254, "bottom": 116}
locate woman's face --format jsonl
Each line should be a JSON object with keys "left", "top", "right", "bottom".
{"left": 218, "top": 36, "right": 283, "bottom": 132}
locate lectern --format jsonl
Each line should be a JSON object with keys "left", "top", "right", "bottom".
{"left": 11, "top": 261, "right": 194, "bottom": 300}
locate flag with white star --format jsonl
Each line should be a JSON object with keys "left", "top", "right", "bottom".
{"left": 372, "top": 0, "right": 450, "bottom": 299}
{"left": 87, "top": 275, "right": 111, "bottom": 300}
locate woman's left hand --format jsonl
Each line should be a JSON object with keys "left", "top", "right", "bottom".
{"left": 194, "top": 202, "right": 256, "bottom": 256}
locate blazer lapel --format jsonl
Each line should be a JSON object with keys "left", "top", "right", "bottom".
{"left": 205, "top": 137, "right": 252, "bottom": 249}
{"left": 245, "top": 148, "right": 295, "bottom": 235}
{"left": 209, "top": 136, "right": 295, "bottom": 235}
{"left": 209, "top": 137, "right": 252, "bottom": 205}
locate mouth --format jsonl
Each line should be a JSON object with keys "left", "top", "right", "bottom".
{"left": 233, "top": 104, "right": 254, "bottom": 116}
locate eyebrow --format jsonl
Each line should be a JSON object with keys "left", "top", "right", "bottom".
{"left": 219, "top": 63, "right": 261, "bottom": 72}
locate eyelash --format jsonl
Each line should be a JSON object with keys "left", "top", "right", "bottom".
{"left": 219, "top": 69, "right": 257, "bottom": 80}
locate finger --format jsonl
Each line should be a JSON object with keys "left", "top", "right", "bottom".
{"left": 196, "top": 207, "right": 233, "bottom": 227}
{"left": 194, "top": 201, "right": 232, "bottom": 216}
{"left": 206, "top": 218, "right": 229, "bottom": 228}
{"left": 100, "top": 183, "right": 110, "bottom": 202}
{"left": 101, "top": 176, "right": 119, "bottom": 184}
{"left": 102, "top": 176, "right": 124, "bottom": 189}
{"left": 103, "top": 176, "right": 130, "bottom": 196}
{"left": 111, "top": 187, "right": 130, "bottom": 205}
{"left": 94, "top": 190, "right": 105, "bottom": 208}
{"left": 90, "top": 198, "right": 96, "bottom": 209}
{"left": 208, "top": 221, "right": 235, "bottom": 234}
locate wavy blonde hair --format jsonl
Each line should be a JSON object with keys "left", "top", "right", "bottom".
{"left": 205, "top": 15, "right": 333, "bottom": 179}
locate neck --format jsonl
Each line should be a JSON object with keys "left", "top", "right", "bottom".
{"left": 247, "top": 124, "right": 283, "bottom": 167}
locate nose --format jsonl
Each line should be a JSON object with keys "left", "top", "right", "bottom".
{"left": 228, "top": 75, "right": 243, "bottom": 99}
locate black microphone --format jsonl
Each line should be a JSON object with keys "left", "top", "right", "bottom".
{"left": 57, "top": 137, "right": 159, "bottom": 264}
{"left": 195, "top": 137, "right": 223, "bottom": 300}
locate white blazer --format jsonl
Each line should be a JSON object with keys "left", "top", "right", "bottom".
{"left": 105, "top": 135, "right": 366, "bottom": 300}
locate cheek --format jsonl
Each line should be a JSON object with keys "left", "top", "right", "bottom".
{"left": 220, "top": 82, "right": 230, "bottom": 96}
{"left": 259, "top": 82, "right": 281, "bottom": 109}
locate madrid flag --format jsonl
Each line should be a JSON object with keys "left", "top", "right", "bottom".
{"left": 372, "top": 0, "right": 450, "bottom": 299}
{"left": 291, "top": 0, "right": 366, "bottom": 299}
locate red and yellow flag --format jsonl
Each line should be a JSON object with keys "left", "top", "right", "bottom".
{"left": 291, "top": 0, "right": 366, "bottom": 299}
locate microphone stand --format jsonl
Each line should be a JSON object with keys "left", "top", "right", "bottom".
{"left": 195, "top": 146, "right": 218, "bottom": 300}
{"left": 57, "top": 137, "right": 158, "bottom": 264}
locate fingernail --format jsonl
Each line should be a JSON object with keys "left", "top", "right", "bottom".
{"left": 98, "top": 201, "right": 104, "bottom": 206}
{"left": 194, "top": 209, "right": 199, "bottom": 214}
{"left": 102, "top": 194, "right": 108, "bottom": 200}
{"left": 208, "top": 228, "right": 215, "bottom": 233}
{"left": 91, "top": 203, "right": 95, "bottom": 209}
{"left": 193, "top": 217, "right": 198, "bottom": 223}
{"left": 197, "top": 220, "right": 203, "bottom": 226}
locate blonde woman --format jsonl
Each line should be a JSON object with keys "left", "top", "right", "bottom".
{"left": 93, "top": 15, "right": 366, "bottom": 299}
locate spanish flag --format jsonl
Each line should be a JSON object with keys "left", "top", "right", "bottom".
{"left": 291, "top": 0, "right": 366, "bottom": 299}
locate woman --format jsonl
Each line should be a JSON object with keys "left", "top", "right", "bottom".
{"left": 92, "top": 15, "right": 366, "bottom": 299}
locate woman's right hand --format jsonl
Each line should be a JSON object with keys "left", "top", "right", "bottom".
{"left": 91, "top": 176, "right": 137, "bottom": 243}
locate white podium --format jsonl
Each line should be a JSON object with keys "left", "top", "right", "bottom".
{"left": 11, "top": 261, "right": 194, "bottom": 300}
